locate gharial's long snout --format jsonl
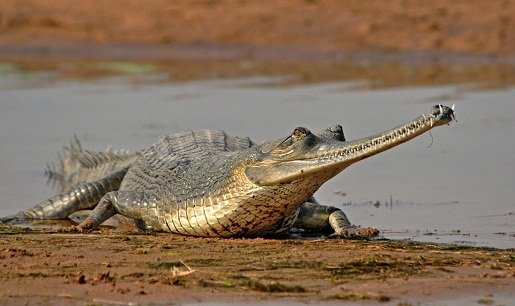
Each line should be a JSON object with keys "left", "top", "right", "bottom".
{"left": 246, "top": 104, "right": 456, "bottom": 186}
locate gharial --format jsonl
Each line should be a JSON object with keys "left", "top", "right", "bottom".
{"left": 2, "top": 105, "right": 455, "bottom": 238}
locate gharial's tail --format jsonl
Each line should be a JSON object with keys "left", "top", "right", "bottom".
{"left": 0, "top": 137, "right": 139, "bottom": 224}
{"left": 45, "top": 135, "right": 140, "bottom": 192}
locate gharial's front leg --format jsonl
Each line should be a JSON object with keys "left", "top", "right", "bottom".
{"left": 292, "top": 202, "right": 379, "bottom": 238}
{"left": 75, "top": 190, "right": 149, "bottom": 232}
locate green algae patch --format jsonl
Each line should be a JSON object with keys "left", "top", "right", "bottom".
{"left": 98, "top": 62, "right": 158, "bottom": 74}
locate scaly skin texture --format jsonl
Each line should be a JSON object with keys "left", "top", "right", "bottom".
{"left": 3, "top": 105, "right": 455, "bottom": 238}
{"left": 44, "top": 136, "right": 139, "bottom": 193}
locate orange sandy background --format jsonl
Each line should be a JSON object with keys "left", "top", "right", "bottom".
{"left": 0, "top": 0, "right": 513, "bottom": 56}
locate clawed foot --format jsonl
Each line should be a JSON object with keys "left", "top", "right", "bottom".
{"left": 58, "top": 225, "right": 82, "bottom": 233}
{"left": 73, "top": 219, "right": 96, "bottom": 233}
{"left": 59, "top": 221, "right": 93, "bottom": 233}
{"left": 331, "top": 226, "right": 380, "bottom": 239}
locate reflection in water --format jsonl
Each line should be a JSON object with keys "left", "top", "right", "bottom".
{"left": 0, "top": 75, "right": 513, "bottom": 248}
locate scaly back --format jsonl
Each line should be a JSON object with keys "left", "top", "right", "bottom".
{"left": 119, "top": 130, "right": 254, "bottom": 198}
{"left": 46, "top": 131, "right": 254, "bottom": 193}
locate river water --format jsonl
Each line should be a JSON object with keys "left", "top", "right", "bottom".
{"left": 0, "top": 74, "right": 513, "bottom": 249}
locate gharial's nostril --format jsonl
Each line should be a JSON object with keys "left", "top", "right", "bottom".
{"left": 329, "top": 125, "right": 343, "bottom": 133}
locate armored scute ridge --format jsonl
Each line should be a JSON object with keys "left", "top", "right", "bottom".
{"left": 2, "top": 105, "right": 455, "bottom": 238}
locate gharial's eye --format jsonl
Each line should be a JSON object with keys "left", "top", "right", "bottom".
{"left": 292, "top": 127, "right": 310, "bottom": 141}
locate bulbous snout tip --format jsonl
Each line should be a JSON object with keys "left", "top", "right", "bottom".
{"left": 431, "top": 104, "right": 456, "bottom": 125}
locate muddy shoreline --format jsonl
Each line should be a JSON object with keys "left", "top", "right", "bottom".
{"left": 3, "top": 54, "right": 515, "bottom": 89}
{"left": 1, "top": 225, "right": 514, "bottom": 305}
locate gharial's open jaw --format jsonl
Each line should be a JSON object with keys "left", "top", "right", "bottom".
{"left": 246, "top": 104, "right": 455, "bottom": 186}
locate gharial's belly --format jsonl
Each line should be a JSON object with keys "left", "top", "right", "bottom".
{"left": 137, "top": 199, "right": 302, "bottom": 238}
{"left": 123, "top": 178, "right": 319, "bottom": 237}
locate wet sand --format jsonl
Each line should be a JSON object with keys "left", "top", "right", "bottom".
{"left": 1, "top": 227, "right": 514, "bottom": 306}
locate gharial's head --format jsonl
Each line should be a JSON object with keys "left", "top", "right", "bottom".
{"left": 245, "top": 104, "right": 455, "bottom": 187}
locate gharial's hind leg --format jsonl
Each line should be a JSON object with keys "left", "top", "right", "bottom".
{"left": 292, "top": 202, "right": 379, "bottom": 239}
{"left": 2, "top": 169, "right": 127, "bottom": 223}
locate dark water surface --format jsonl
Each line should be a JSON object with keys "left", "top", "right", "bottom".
{"left": 0, "top": 75, "right": 513, "bottom": 248}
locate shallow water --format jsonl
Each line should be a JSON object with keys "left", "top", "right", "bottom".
{"left": 0, "top": 75, "right": 513, "bottom": 248}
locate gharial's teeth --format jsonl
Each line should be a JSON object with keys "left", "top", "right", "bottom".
{"left": 451, "top": 104, "right": 455, "bottom": 110}
{"left": 439, "top": 104, "right": 443, "bottom": 113}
